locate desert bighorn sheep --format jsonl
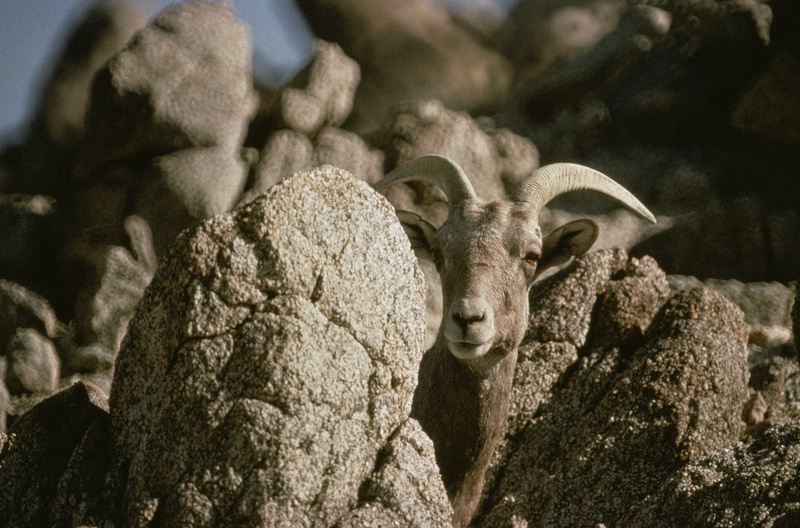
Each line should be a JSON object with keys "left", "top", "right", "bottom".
{"left": 374, "top": 155, "right": 655, "bottom": 527}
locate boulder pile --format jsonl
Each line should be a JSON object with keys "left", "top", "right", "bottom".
{"left": 0, "top": 1, "right": 797, "bottom": 526}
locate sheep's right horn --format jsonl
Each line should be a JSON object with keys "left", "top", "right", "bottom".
{"left": 511, "top": 163, "right": 656, "bottom": 223}
{"left": 374, "top": 155, "right": 477, "bottom": 206}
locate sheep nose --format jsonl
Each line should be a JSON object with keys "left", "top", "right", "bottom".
{"left": 450, "top": 298, "right": 490, "bottom": 331}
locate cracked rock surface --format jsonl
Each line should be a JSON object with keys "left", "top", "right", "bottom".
{"left": 108, "top": 165, "right": 450, "bottom": 526}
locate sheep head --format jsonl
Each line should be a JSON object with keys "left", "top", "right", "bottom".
{"left": 375, "top": 155, "right": 655, "bottom": 370}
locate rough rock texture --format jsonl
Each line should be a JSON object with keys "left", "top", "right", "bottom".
{"left": 1, "top": 0, "right": 800, "bottom": 525}
{"left": 794, "top": 284, "right": 799, "bottom": 359}
{"left": 0, "top": 382, "right": 111, "bottom": 528}
{"left": 0, "top": 194, "right": 58, "bottom": 298}
{"left": 0, "top": 279, "right": 59, "bottom": 347}
{"left": 109, "top": 166, "right": 450, "bottom": 526}
{"left": 495, "top": 0, "right": 629, "bottom": 83}
{"left": 731, "top": 51, "right": 800, "bottom": 146}
{"left": 295, "top": 0, "right": 513, "bottom": 133}
{"left": 477, "top": 250, "right": 749, "bottom": 527}
{"left": 335, "top": 419, "right": 453, "bottom": 527}
{"left": 73, "top": 215, "right": 156, "bottom": 353}
{"left": 240, "top": 130, "right": 314, "bottom": 204}
{"left": 669, "top": 275, "right": 796, "bottom": 349}
{"left": 241, "top": 40, "right": 383, "bottom": 205}
{"left": 625, "top": 420, "right": 800, "bottom": 528}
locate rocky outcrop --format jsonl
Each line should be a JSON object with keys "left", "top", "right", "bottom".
{"left": 377, "top": 99, "right": 539, "bottom": 227}
{"left": 108, "top": 166, "right": 450, "bottom": 526}
{"left": 624, "top": 420, "right": 800, "bottom": 528}
{"left": 0, "top": 1, "right": 799, "bottom": 526}
{"left": 0, "top": 2, "right": 146, "bottom": 199}
{"left": 794, "top": 284, "right": 799, "bottom": 360}
{"left": 631, "top": 198, "right": 800, "bottom": 282}
{"left": 73, "top": 1, "right": 257, "bottom": 258}
{"left": 477, "top": 249, "right": 749, "bottom": 527}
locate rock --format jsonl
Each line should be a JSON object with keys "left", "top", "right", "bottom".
{"left": 0, "top": 279, "right": 59, "bottom": 347}
{"left": 631, "top": 198, "right": 800, "bottom": 282}
{"left": 505, "top": 251, "right": 668, "bottom": 438}
{"left": 0, "top": 2, "right": 146, "bottom": 198}
{"left": 65, "top": 344, "right": 116, "bottom": 376}
{"left": 485, "top": 125, "right": 540, "bottom": 193}
{"left": 294, "top": 0, "right": 512, "bottom": 133}
{"left": 0, "top": 382, "right": 111, "bottom": 527}
{"left": 0, "top": 194, "right": 58, "bottom": 298}
{"left": 32, "top": 3, "right": 146, "bottom": 153}
{"left": 312, "top": 127, "right": 384, "bottom": 185}
{"left": 239, "top": 130, "right": 314, "bottom": 205}
{"left": 4, "top": 328, "right": 60, "bottom": 395}
{"left": 794, "top": 285, "right": 799, "bottom": 360}
{"left": 526, "top": 248, "right": 629, "bottom": 348}
{"left": 73, "top": 215, "right": 156, "bottom": 353}
{"left": 624, "top": 420, "right": 800, "bottom": 528}
{"left": 731, "top": 51, "right": 800, "bottom": 146}
{"left": 79, "top": 1, "right": 256, "bottom": 174}
{"left": 590, "top": 255, "right": 670, "bottom": 347}
{"left": 378, "top": 99, "right": 538, "bottom": 226}
{"left": 336, "top": 419, "right": 453, "bottom": 527}
{"left": 0, "top": 360, "right": 8, "bottom": 433}
{"left": 72, "top": 1, "right": 257, "bottom": 259}
{"left": 496, "top": 0, "right": 629, "bottom": 83}
{"left": 478, "top": 252, "right": 749, "bottom": 527}
{"left": 240, "top": 125, "right": 383, "bottom": 206}
{"left": 505, "top": 341, "right": 577, "bottom": 438}
{"left": 268, "top": 39, "right": 361, "bottom": 136}
{"left": 108, "top": 165, "right": 446, "bottom": 525}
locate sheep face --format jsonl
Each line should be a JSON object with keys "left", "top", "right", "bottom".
{"left": 400, "top": 200, "right": 599, "bottom": 367}
{"left": 435, "top": 200, "right": 541, "bottom": 362}
{"left": 376, "top": 154, "right": 654, "bottom": 369}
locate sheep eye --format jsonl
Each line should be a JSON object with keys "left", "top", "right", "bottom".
{"left": 524, "top": 253, "right": 539, "bottom": 265}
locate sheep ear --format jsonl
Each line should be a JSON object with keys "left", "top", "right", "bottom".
{"left": 535, "top": 218, "right": 599, "bottom": 278}
{"left": 395, "top": 210, "right": 439, "bottom": 262}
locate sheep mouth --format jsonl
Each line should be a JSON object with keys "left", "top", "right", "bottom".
{"left": 446, "top": 339, "right": 493, "bottom": 360}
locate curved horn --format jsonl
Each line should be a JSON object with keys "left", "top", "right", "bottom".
{"left": 511, "top": 163, "right": 656, "bottom": 223}
{"left": 373, "top": 155, "right": 477, "bottom": 205}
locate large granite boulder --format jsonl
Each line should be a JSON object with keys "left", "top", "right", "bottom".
{"left": 108, "top": 166, "right": 450, "bottom": 525}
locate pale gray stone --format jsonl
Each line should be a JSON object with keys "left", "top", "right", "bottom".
{"left": 109, "top": 166, "right": 448, "bottom": 526}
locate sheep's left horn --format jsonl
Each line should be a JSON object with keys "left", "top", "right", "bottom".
{"left": 511, "top": 163, "right": 656, "bottom": 223}
{"left": 374, "top": 155, "right": 477, "bottom": 206}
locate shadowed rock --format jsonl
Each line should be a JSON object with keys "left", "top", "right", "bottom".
{"left": 74, "top": 1, "right": 257, "bottom": 258}
{"left": 624, "top": 420, "right": 800, "bottom": 528}
{"left": 0, "top": 382, "right": 111, "bottom": 527}
{"left": 294, "top": 0, "right": 512, "bottom": 133}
